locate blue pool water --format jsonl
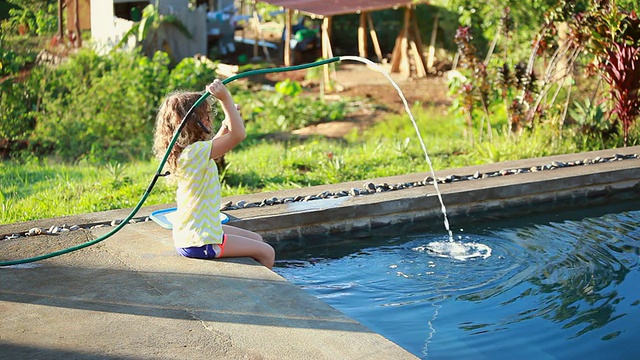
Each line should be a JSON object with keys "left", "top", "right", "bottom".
{"left": 274, "top": 200, "right": 640, "bottom": 359}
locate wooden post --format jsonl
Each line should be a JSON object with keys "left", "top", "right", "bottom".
{"left": 390, "top": 5, "right": 427, "bottom": 78}
{"left": 427, "top": 14, "right": 439, "bottom": 70}
{"left": 410, "top": 7, "right": 425, "bottom": 51}
{"left": 321, "top": 17, "right": 329, "bottom": 59}
{"left": 284, "top": 9, "right": 292, "bottom": 66}
{"left": 358, "top": 12, "right": 367, "bottom": 58}
{"left": 366, "top": 13, "right": 383, "bottom": 62}
{"left": 322, "top": 16, "right": 331, "bottom": 90}
{"left": 409, "top": 6, "right": 426, "bottom": 77}
{"left": 390, "top": 33, "right": 402, "bottom": 72}
{"left": 326, "top": 17, "right": 337, "bottom": 84}
{"left": 57, "top": 0, "right": 64, "bottom": 40}
{"left": 409, "top": 40, "right": 426, "bottom": 77}
{"left": 399, "top": 6, "right": 411, "bottom": 75}
{"left": 74, "top": 0, "right": 82, "bottom": 47}
{"left": 252, "top": 9, "right": 259, "bottom": 58}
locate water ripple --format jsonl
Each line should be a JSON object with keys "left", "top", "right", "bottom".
{"left": 275, "top": 208, "right": 640, "bottom": 359}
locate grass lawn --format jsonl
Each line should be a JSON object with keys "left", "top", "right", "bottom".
{"left": 0, "top": 104, "right": 586, "bottom": 225}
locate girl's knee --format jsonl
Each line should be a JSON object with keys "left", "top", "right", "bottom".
{"left": 259, "top": 243, "right": 275, "bottom": 268}
{"left": 222, "top": 233, "right": 274, "bottom": 268}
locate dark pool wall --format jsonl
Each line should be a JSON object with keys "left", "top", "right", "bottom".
{"left": 223, "top": 147, "right": 640, "bottom": 243}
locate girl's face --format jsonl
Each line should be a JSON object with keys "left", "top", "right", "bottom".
{"left": 202, "top": 112, "right": 213, "bottom": 133}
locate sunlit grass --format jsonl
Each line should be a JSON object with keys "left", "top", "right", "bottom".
{"left": 0, "top": 104, "right": 615, "bottom": 225}
{"left": 0, "top": 160, "right": 176, "bottom": 225}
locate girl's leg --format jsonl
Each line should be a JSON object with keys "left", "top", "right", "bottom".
{"left": 221, "top": 233, "right": 275, "bottom": 269}
{"left": 222, "top": 224, "right": 264, "bottom": 242}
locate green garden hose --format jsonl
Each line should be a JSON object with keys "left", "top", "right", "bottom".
{"left": 0, "top": 57, "right": 341, "bottom": 267}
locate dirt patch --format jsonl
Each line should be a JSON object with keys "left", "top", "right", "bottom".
{"left": 265, "top": 63, "right": 451, "bottom": 138}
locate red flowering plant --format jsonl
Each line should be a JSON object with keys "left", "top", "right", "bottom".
{"left": 588, "top": 2, "right": 640, "bottom": 146}
{"left": 602, "top": 42, "right": 640, "bottom": 146}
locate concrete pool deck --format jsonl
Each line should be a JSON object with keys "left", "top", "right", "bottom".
{"left": 1, "top": 146, "right": 639, "bottom": 359}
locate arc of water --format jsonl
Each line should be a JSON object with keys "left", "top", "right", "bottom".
{"left": 338, "top": 56, "right": 453, "bottom": 241}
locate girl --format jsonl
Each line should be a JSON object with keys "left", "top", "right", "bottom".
{"left": 153, "top": 79, "right": 275, "bottom": 269}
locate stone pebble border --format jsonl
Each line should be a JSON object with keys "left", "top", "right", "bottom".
{"left": 2, "top": 153, "right": 638, "bottom": 241}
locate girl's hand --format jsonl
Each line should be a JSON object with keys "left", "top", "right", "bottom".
{"left": 206, "top": 79, "right": 232, "bottom": 103}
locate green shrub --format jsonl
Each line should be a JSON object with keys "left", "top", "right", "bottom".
{"left": 29, "top": 49, "right": 173, "bottom": 162}
{"left": 1, "top": 46, "right": 349, "bottom": 163}
{"left": 167, "top": 56, "right": 217, "bottom": 92}
{"left": 22, "top": 49, "right": 220, "bottom": 163}
{"left": 239, "top": 80, "right": 346, "bottom": 133}
{"left": 0, "top": 79, "right": 37, "bottom": 141}
{"left": 3, "top": 1, "right": 57, "bottom": 36}
{"left": 0, "top": 46, "right": 20, "bottom": 76}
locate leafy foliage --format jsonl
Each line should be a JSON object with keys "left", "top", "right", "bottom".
{"left": 568, "top": 98, "right": 609, "bottom": 138}
{"left": 0, "top": 46, "right": 23, "bottom": 76}
{"left": 585, "top": 2, "right": 640, "bottom": 146}
{"left": 8, "top": 100, "right": 632, "bottom": 224}
{"left": 1, "top": 0, "right": 57, "bottom": 36}
{"left": 0, "top": 49, "right": 218, "bottom": 162}
{"left": 602, "top": 42, "right": 640, "bottom": 145}
{"left": 239, "top": 81, "right": 346, "bottom": 133}
{"left": 0, "top": 46, "right": 348, "bottom": 163}
{"left": 30, "top": 49, "right": 157, "bottom": 162}
{"left": 167, "top": 56, "right": 217, "bottom": 91}
{"left": 0, "top": 69, "right": 40, "bottom": 142}
{"left": 448, "top": 0, "right": 639, "bottom": 148}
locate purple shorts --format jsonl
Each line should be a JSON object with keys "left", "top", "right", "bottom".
{"left": 176, "top": 235, "right": 227, "bottom": 259}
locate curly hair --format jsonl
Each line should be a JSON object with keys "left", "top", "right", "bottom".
{"left": 153, "top": 90, "right": 215, "bottom": 175}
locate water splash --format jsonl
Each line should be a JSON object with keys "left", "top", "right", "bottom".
{"left": 413, "top": 240, "right": 492, "bottom": 261}
{"left": 339, "top": 56, "right": 453, "bottom": 241}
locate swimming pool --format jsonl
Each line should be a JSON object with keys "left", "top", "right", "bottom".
{"left": 274, "top": 199, "right": 640, "bottom": 359}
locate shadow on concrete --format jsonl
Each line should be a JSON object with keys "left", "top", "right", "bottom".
{"left": 0, "top": 343, "right": 145, "bottom": 360}
{"left": 1, "top": 263, "right": 366, "bottom": 332}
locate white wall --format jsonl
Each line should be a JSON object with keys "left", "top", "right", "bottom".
{"left": 89, "top": 0, "right": 207, "bottom": 60}
{"left": 154, "top": 5, "right": 208, "bottom": 60}
{"left": 90, "top": 0, "right": 135, "bottom": 54}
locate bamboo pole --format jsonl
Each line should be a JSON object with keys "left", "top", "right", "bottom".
{"left": 57, "top": 0, "right": 63, "bottom": 40}
{"left": 367, "top": 13, "right": 383, "bottom": 62}
{"left": 390, "top": 34, "right": 402, "bottom": 72}
{"left": 358, "top": 12, "right": 367, "bottom": 58}
{"left": 399, "top": 6, "right": 411, "bottom": 75}
{"left": 252, "top": 8, "right": 259, "bottom": 58}
{"left": 322, "top": 16, "right": 331, "bottom": 90}
{"left": 408, "top": 6, "right": 426, "bottom": 77}
{"left": 427, "top": 14, "right": 438, "bottom": 69}
{"left": 74, "top": 0, "right": 81, "bottom": 47}
{"left": 410, "top": 39, "right": 426, "bottom": 77}
{"left": 284, "top": 9, "right": 291, "bottom": 66}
